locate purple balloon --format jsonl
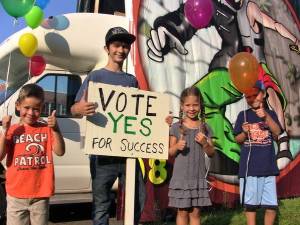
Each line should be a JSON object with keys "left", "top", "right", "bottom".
{"left": 184, "top": 0, "right": 214, "bottom": 29}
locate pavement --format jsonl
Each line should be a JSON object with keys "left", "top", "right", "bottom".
{"left": 49, "top": 218, "right": 123, "bottom": 225}
{"left": 48, "top": 203, "right": 124, "bottom": 225}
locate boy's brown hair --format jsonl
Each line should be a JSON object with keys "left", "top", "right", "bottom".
{"left": 16, "top": 84, "right": 45, "bottom": 104}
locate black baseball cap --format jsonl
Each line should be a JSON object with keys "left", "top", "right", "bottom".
{"left": 105, "top": 27, "right": 136, "bottom": 45}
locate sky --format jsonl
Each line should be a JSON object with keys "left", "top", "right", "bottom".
{"left": 0, "top": 0, "right": 77, "bottom": 43}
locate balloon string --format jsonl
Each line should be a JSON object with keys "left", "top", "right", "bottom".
{"left": 3, "top": 52, "right": 12, "bottom": 115}
{"left": 243, "top": 95, "right": 247, "bottom": 123}
{"left": 241, "top": 94, "right": 252, "bottom": 206}
{"left": 14, "top": 18, "right": 19, "bottom": 26}
{"left": 28, "top": 59, "right": 31, "bottom": 81}
{"left": 3, "top": 18, "right": 18, "bottom": 115}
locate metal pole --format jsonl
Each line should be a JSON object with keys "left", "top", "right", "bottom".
{"left": 94, "top": 0, "right": 99, "bottom": 13}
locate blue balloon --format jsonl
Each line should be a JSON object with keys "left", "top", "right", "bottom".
{"left": 35, "top": 0, "right": 50, "bottom": 9}
{"left": 41, "top": 15, "right": 70, "bottom": 31}
{"left": 53, "top": 15, "right": 69, "bottom": 30}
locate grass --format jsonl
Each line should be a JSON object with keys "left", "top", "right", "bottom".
{"left": 142, "top": 198, "right": 300, "bottom": 225}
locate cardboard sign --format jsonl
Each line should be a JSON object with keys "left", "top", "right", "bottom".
{"left": 84, "top": 82, "right": 170, "bottom": 160}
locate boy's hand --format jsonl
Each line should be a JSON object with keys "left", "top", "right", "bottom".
{"left": 195, "top": 132, "right": 208, "bottom": 146}
{"left": 176, "top": 134, "right": 186, "bottom": 151}
{"left": 48, "top": 110, "right": 59, "bottom": 131}
{"left": 242, "top": 122, "right": 250, "bottom": 133}
{"left": 77, "top": 89, "right": 97, "bottom": 116}
{"left": 2, "top": 115, "right": 12, "bottom": 133}
{"left": 255, "top": 103, "right": 266, "bottom": 120}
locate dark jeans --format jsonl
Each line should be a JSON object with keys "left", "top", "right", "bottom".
{"left": 90, "top": 155, "right": 145, "bottom": 225}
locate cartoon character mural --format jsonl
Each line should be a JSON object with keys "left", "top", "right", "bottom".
{"left": 146, "top": 0, "right": 246, "bottom": 184}
{"left": 132, "top": 0, "right": 300, "bottom": 221}
{"left": 146, "top": 0, "right": 299, "bottom": 179}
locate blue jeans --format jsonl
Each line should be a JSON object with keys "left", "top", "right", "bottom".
{"left": 90, "top": 155, "right": 145, "bottom": 225}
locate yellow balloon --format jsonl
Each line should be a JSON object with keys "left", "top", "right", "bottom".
{"left": 18, "top": 33, "right": 38, "bottom": 57}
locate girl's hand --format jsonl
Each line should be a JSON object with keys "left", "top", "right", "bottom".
{"left": 48, "top": 110, "right": 59, "bottom": 131}
{"left": 176, "top": 134, "right": 186, "bottom": 151}
{"left": 195, "top": 132, "right": 208, "bottom": 146}
{"left": 165, "top": 113, "right": 173, "bottom": 127}
{"left": 2, "top": 115, "right": 12, "bottom": 133}
{"left": 242, "top": 122, "right": 250, "bottom": 133}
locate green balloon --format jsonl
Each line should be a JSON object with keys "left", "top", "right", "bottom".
{"left": 25, "top": 6, "right": 44, "bottom": 29}
{"left": 0, "top": 0, "right": 35, "bottom": 18}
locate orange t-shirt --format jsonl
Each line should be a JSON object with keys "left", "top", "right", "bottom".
{"left": 5, "top": 123, "right": 55, "bottom": 198}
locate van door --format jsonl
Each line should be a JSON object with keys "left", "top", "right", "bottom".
{"left": 36, "top": 73, "right": 91, "bottom": 193}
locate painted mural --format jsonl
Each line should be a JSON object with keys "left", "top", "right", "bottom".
{"left": 130, "top": 0, "right": 300, "bottom": 221}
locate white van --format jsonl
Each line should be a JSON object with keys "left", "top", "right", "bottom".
{"left": 0, "top": 13, "right": 134, "bottom": 218}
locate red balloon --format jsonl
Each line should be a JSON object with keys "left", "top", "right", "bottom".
{"left": 29, "top": 55, "right": 46, "bottom": 76}
{"left": 229, "top": 52, "right": 259, "bottom": 94}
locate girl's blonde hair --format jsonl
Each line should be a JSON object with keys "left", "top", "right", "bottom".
{"left": 179, "top": 86, "right": 206, "bottom": 135}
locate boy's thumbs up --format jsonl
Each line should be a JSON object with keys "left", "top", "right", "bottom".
{"left": 260, "top": 102, "right": 263, "bottom": 109}
{"left": 48, "top": 110, "right": 58, "bottom": 130}
{"left": 2, "top": 115, "right": 12, "bottom": 132}
{"left": 255, "top": 102, "right": 266, "bottom": 120}
{"left": 177, "top": 134, "right": 186, "bottom": 151}
{"left": 51, "top": 110, "right": 56, "bottom": 117}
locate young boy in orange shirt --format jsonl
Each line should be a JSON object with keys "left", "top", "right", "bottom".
{"left": 0, "top": 84, "right": 65, "bottom": 225}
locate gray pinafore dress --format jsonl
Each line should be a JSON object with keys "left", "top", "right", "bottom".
{"left": 168, "top": 122, "right": 212, "bottom": 208}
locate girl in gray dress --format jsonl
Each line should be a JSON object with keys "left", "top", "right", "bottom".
{"left": 169, "top": 86, "right": 215, "bottom": 225}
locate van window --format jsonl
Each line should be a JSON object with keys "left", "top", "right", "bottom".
{"left": 77, "top": 0, "right": 125, "bottom": 15}
{"left": 36, "top": 74, "right": 81, "bottom": 117}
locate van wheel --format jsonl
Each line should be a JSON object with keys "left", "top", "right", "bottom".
{"left": 0, "top": 184, "right": 6, "bottom": 225}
